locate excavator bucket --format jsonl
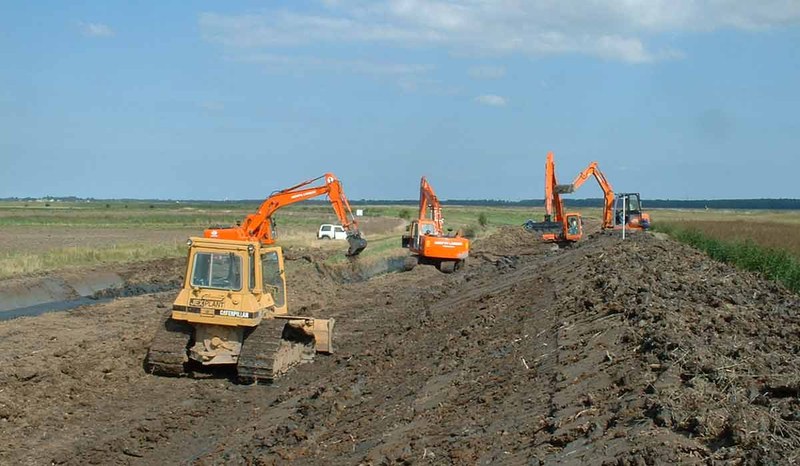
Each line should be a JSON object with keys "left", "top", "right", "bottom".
{"left": 555, "top": 184, "right": 575, "bottom": 194}
{"left": 347, "top": 235, "right": 368, "bottom": 256}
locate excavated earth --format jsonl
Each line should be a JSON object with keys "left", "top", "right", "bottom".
{"left": 1, "top": 227, "right": 799, "bottom": 465}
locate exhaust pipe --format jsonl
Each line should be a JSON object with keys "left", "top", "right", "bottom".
{"left": 346, "top": 234, "right": 368, "bottom": 256}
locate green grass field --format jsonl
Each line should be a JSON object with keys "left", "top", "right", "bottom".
{"left": 2, "top": 200, "right": 799, "bottom": 284}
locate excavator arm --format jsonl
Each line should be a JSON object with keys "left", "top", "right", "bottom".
{"left": 204, "top": 173, "right": 367, "bottom": 256}
{"left": 543, "top": 152, "right": 567, "bottom": 223}
{"left": 560, "top": 162, "right": 615, "bottom": 229}
{"left": 418, "top": 176, "right": 444, "bottom": 235}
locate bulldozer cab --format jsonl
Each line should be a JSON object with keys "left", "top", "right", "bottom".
{"left": 172, "top": 238, "right": 289, "bottom": 326}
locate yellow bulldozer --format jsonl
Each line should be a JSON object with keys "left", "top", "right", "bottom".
{"left": 145, "top": 173, "right": 367, "bottom": 383}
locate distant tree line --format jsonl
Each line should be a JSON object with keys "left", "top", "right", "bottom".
{"left": 3, "top": 197, "right": 799, "bottom": 210}
{"left": 347, "top": 198, "right": 800, "bottom": 210}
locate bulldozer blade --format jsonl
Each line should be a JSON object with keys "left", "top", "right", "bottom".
{"left": 347, "top": 236, "right": 368, "bottom": 256}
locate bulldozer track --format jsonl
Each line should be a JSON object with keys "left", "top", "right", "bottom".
{"left": 145, "top": 310, "right": 192, "bottom": 377}
{"left": 237, "top": 319, "right": 314, "bottom": 384}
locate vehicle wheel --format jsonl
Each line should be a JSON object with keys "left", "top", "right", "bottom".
{"left": 321, "top": 236, "right": 331, "bottom": 240}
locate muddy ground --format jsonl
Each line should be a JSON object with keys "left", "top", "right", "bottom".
{"left": 1, "top": 227, "right": 799, "bottom": 465}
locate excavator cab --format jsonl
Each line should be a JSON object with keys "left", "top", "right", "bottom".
{"left": 401, "top": 220, "right": 436, "bottom": 249}
{"left": 614, "top": 193, "right": 651, "bottom": 230}
{"left": 146, "top": 237, "right": 335, "bottom": 383}
{"left": 565, "top": 213, "right": 583, "bottom": 241}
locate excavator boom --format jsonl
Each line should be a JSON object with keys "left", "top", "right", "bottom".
{"left": 204, "top": 173, "right": 367, "bottom": 256}
{"left": 418, "top": 176, "right": 444, "bottom": 234}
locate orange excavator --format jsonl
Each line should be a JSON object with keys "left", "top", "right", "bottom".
{"left": 611, "top": 192, "right": 651, "bottom": 231}
{"left": 524, "top": 152, "right": 584, "bottom": 242}
{"left": 204, "top": 173, "right": 367, "bottom": 256}
{"left": 561, "top": 161, "right": 651, "bottom": 231}
{"left": 525, "top": 152, "right": 650, "bottom": 242}
{"left": 145, "top": 173, "right": 366, "bottom": 383}
{"left": 401, "top": 176, "right": 469, "bottom": 273}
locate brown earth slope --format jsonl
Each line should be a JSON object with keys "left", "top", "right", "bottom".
{"left": 0, "top": 228, "right": 798, "bottom": 465}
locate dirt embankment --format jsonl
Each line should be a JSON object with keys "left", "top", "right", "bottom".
{"left": 0, "top": 258, "right": 185, "bottom": 316}
{"left": 0, "top": 227, "right": 798, "bottom": 465}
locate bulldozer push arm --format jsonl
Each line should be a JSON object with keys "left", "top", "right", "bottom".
{"left": 204, "top": 173, "right": 367, "bottom": 256}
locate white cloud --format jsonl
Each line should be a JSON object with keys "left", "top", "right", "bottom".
{"left": 198, "top": 1, "right": 800, "bottom": 63}
{"left": 475, "top": 94, "right": 507, "bottom": 107}
{"left": 79, "top": 22, "right": 114, "bottom": 38}
{"left": 468, "top": 65, "right": 506, "bottom": 79}
{"left": 234, "top": 53, "right": 433, "bottom": 76}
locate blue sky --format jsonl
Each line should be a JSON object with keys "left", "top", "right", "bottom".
{"left": 1, "top": 1, "right": 798, "bottom": 200}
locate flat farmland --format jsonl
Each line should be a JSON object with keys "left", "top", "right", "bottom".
{"left": 0, "top": 201, "right": 550, "bottom": 277}
{"left": 655, "top": 209, "right": 800, "bottom": 258}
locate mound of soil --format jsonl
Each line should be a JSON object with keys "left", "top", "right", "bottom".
{"left": 0, "top": 227, "right": 798, "bottom": 465}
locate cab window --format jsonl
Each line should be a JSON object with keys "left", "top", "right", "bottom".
{"left": 628, "top": 196, "right": 641, "bottom": 212}
{"left": 321, "top": 225, "right": 332, "bottom": 232}
{"left": 261, "top": 251, "right": 286, "bottom": 307}
{"left": 567, "top": 216, "right": 580, "bottom": 235}
{"left": 191, "top": 252, "right": 242, "bottom": 290}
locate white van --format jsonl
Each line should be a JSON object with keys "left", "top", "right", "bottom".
{"left": 318, "top": 224, "right": 347, "bottom": 240}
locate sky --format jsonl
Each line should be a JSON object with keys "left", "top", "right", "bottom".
{"left": 1, "top": 1, "right": 799, "bottom": 201}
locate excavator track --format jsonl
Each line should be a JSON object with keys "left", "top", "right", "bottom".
{"left": 237, "top": 319, "right": 315, "bottom": 384}
{"left": 145, "top": 311, "right": 193, "bottom": 377}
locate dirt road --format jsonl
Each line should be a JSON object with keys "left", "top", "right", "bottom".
{"left": 1, "top": 228, "right": 798, "bottom": 465}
